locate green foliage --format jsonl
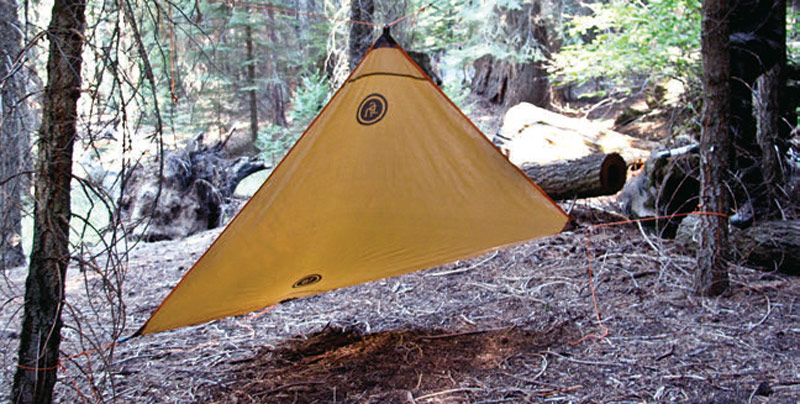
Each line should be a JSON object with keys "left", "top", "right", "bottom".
{"left": 405, "top": 0, "right": 476, "bottom": 53}
{"left": 256, "top": 71, "right": 332, "bottom": 165}
{"left": 443, "top": 79, "right": 474, "bottom": 114}
{"left": 789, "top": 6, "right": 800, "bottom": 65}
{"left": 256, "top": 124, "right": 290, "bottom": 166}
{"left": 120, "top": 0, "right": 336, "bottom": 139}
{"left": 408, "top": 0, "right": 550, "bottom": 65}
{"left": 553, "top": 0, "right": 701, "bottom": 91}
{"left": 290, "top": 71, "right": 333, "bottom": 127}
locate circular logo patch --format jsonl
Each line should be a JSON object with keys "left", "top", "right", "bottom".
{"left": 357, "top": 93, "right": 388, "bottom": 125}
{"left": 292, "top": 274, "right": 322, "bottom": 288}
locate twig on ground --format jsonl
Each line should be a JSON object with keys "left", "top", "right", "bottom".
{"left": 414, "top": 387, "right": 481, "bottom": 401}
{"left": 419, "top": 326, "right": 514, "bottom": 340}
{"left": 429, "top": 252, "right": 499, "bottom": 277}
{"left": 537, "top": 384, "right": 583, "bottom": 397}
{"left": 655, "top": 345, "right": 675, "bottom": 361}
{"left": 253, "top": 381, "right": 325, "bottom": 397}
{"left": 747, "top": 296, "right": 771, "bottom": 331}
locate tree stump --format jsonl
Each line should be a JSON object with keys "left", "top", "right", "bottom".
{"left": 469, "top": 1, "right": 561, "bottom": 108}
{"left": 120, "top": 134, "right": 268, "bottom": 241}
{"left": 618, "top": 145, "right": 701, "bottom": 238}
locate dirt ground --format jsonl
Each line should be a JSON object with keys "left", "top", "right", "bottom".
{"left": 1, "top": 202, "right": 799, "bottom": 403}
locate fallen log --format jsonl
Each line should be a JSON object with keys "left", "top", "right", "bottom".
{"left": 495, "top": 103, "right": 656, "bottom": 166}
{"left": 521, "top": 153, "right": 627, "bottom": 200}
{"left": 676, "top": 217, "right": 800, "bottom": 275}
{"left": 734, "top": 221, "right": 800, "bottom": 275}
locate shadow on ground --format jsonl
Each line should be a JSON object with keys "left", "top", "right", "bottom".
{"left": 207, "top": 322, "right": 579, "bottom": 403}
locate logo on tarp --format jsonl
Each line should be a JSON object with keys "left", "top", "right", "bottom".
{"left": 357, "top": 93, "right": 387, "bottom": 125}
{"left": 292, "top": 274, "right": 322, "bottom": 288}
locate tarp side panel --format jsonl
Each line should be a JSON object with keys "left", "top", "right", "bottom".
{"left": 140, "top": 47, "right": 567, "bottom": 335}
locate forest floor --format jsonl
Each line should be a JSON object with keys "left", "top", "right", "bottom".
{"left": 1, "top": 98, "right": 799, "bottom": 403}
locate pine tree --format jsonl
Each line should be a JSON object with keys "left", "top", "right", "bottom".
{"left": 13, "top": 0, "right": 86, "bottom": 401}
{"left": 753, "top": 0, "right": 789, "bottom": 216}
{"left": 695, "top": 0, "right": 731, "bottom": 296}
{"left": 0, "top": 0, "right": 30, "bottom": 271}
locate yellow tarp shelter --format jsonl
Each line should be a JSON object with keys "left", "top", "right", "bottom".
{"left": 137, "top": 30, "right": 568, "bottom": 335}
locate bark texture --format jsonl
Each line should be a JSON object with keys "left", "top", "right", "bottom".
{"left": 0, "top": 0, "right": 30, "bottom": 270}
{"left": 470, "top": 0, "right": 560, "bottom": 108}
{"left": 728, "top": 0, "right": 789, "bottom": 221}
{"left": 696, "top": 0, "right": 731, "bottom": 296}
{"left": 348, "top": 0, "right": 375, "bottom": 71}
{"left": 13, "top": 0, "right": 86, "bottom": 402}
{"left": 754, "top": 65, "right": 785, "bottom": 210}
{"left": 521, "top": 153, "right": 627, "bottom": 200}
{"left": 263, "top": 9, "right": 287, "bottom": 128}
{"left": 246, "top": 24, "right": 259, "bottom": 154}
{"left": 751, "top": 0, "right": 789, "bottom": 217}
{"left": 472, "top": 55, "right": 551, "bottom": 108}
{"left": 262, "top": 70, "right": 287, "bottom": 129}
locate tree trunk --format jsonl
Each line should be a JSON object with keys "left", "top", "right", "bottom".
{"left": 246, "top": 24, "right": 259, "bottom": 150}
{"left": 753, "top": 0, "right": 788, "bottom": 217}
{"left": 263, "top": 9, "right": 287, "bottom": 127}
{"left": 349, "top": 0, "right": 374, "bottom": 70}
{"left": 470, "top": 1, "right": 561, "bottom": 108}
{"left": 521, "top": 153, "right": 627, "bottom": 200}
{"left": 695, "top": 0, "right": 731, "bottom": 296}
{"left": 754, "top": 65, "right": 785, "bottom": 210}
{"left": 472, "top": 55, "right": 551, "bottom": 108}
{"left": 0, "top": 0, "right": 30, "bottom": 270}
{"left": 678, "top": 218, "right": 800, "bottom": 275}
{"left": 12, "top": 0, "right": 85, "bottom": 402}
{"left": 728, "top": 0, "right": 788, "bottom": 221}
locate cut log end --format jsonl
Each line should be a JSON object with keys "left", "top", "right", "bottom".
{"left": 600, "top": 153, "right": 627, "bottom": 195}
{"left": 522, "top": 153, "right": 628, "bottom": 200}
